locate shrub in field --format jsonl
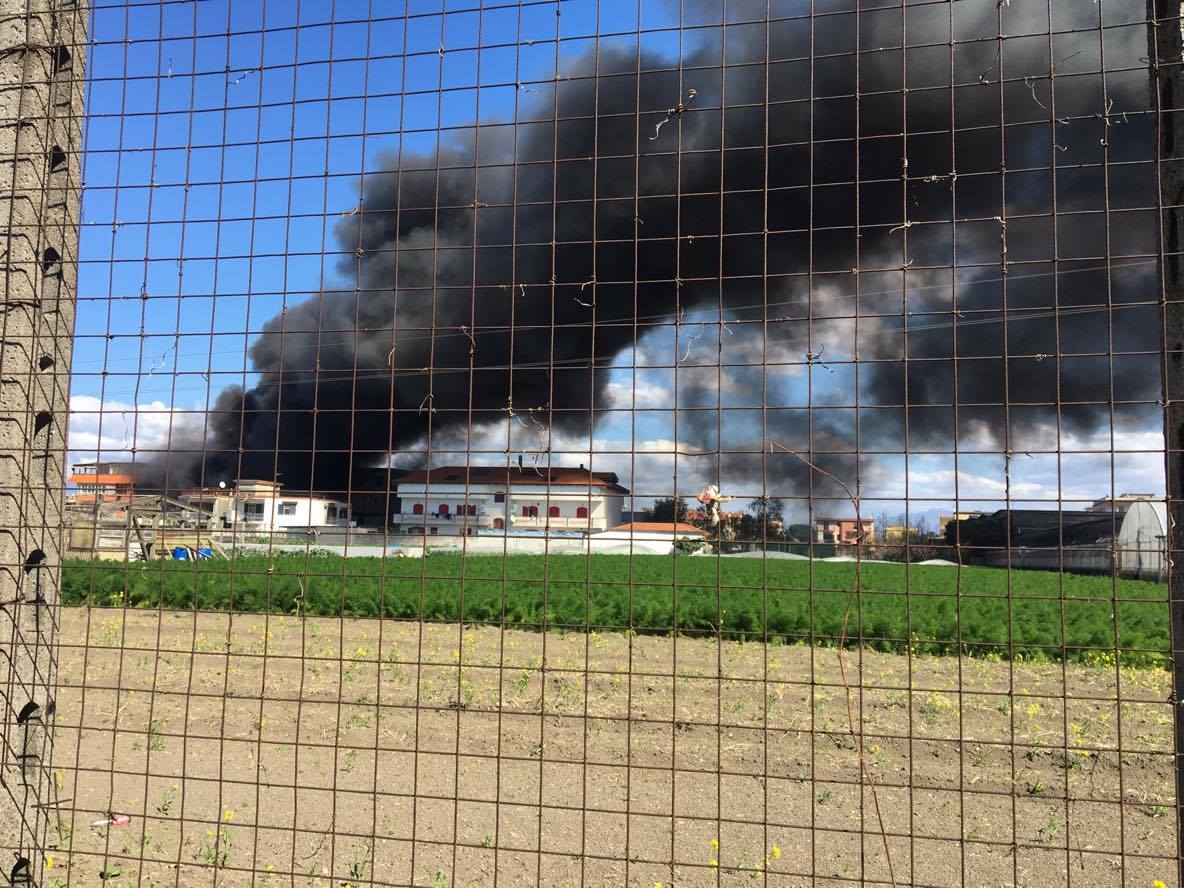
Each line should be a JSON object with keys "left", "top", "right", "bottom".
{"left": 59, "top": 554, "right": 1169, "bottom": 666}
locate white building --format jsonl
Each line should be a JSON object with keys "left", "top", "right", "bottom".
{"left": 590, "top": 522, "right": 708, "bottom": 555}
{"left": 1115, "top": 499, "right": 1167, "bottom": 579}
{"left": 391, "top": 465, "right": 628, "bottom": 537}
{"left": 180, "top": 480, "right": 350, "bottom": 532}
{"left": 1086, "top": 492, "right": 1159, "bottom": 515}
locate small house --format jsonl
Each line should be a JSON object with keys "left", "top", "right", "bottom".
{"left": 180, "top": 480, "right": 350, "bottom": 532}
{"left": 590, "top": 522, "right": 707, "bottom": 555}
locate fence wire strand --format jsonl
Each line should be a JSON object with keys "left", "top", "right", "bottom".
{"left": 4, "top": 0, "right": 1181, "bottom": 886}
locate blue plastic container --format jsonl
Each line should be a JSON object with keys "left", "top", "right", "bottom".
{"left": 171, "top": 547, "right": 190, "bottom": 560}
{"left": 196, "top": 547, "right": 213, "bottom": 560}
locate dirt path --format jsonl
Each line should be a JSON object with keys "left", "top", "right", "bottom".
{"left": 48, "top": 607, "right": 1176, "bottom": 887}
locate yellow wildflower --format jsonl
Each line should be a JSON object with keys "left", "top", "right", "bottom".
{"left": 1153, "top": 881, "right": 1166, "bottom": 888}
{"left": 710, "top": 859, "right": 718, "bottom": 868}
{"left": 771, "top": 845, "right": 781, "bottom": 859}
{"left": 710, "top": 838, "right": 718, "bottom": 849}
{"left": 44, "top": 856, "right": 53, "bottom": 870}
{"left": 223, "top": 809, "right": 234, "bottom": 821}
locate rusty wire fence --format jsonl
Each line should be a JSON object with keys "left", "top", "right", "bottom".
{"left": 5, "top": 0, "right": 1182, "bottom": 885}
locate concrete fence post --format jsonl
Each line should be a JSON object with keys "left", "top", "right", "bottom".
{"left": 0, "top": 0, "right": 84, "bottom": 881}
{"left": 1151, "top": 1, "right": 1184, "bottom": 884}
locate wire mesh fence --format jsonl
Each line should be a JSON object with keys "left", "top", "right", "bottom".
{"left": 5, "top": 0, "right": 1181, "bottom": 885}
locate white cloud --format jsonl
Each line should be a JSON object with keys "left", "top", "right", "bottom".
{"left": 67, "top": 394, "right": 197, "bottom": 460}
{"left": 875, "top": 425, "right": 1165, "bottom": 508}
{"left": 603, "top": 378, "right": 671, "bottom": 409}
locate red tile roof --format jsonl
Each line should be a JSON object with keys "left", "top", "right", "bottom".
{"left": 396, "top": 466, "right": 630, "bottom": 494}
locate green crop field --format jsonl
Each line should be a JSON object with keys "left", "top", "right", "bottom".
{"left": 61, "top": 554, "right": 1168, "bottom": 666}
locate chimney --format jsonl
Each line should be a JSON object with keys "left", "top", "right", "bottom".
{"left": 579, "top": 463, "right": 585, "bottom": 471}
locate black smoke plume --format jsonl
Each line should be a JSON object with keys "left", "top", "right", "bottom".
{"left": 140, "top": 0, "right": 1161, "bottom": 499}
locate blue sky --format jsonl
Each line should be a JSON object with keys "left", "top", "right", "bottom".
{"left": 69, "top": 0, "right": 1166, "bottom": 517}
{"left": 75, "top": 0, "right": 679, "bottom": 410}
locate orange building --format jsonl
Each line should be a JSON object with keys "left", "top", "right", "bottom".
{"left": 68, "top": 460, "right": 135, "bottom": 504}
{"left": 813, "top": 516, "right": 875, "bottom": 544}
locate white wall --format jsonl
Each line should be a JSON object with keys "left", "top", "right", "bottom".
{"left": 588, "top": 529, "right": 704, "bottom": 556}
{"left": 1117, "top": 500, "right": 1167, "bottom": 578}
{"left": 394, "top": 481, "right": 623, "bottom": 534}
{"left": 385, "top": 533, "right": 684, "bottom": 555}
{"left": 222, "top": 496, "right": 348, "bottom": 532}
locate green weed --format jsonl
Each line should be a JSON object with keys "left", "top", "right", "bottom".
{"left": 198, "top": 825, "right": 232, "bottom": 868}
{"left": 156, "top": 784, "right": 177, "bottom": 815}
{"left": 147, "top": 719, "right": 167, "bottom": 751}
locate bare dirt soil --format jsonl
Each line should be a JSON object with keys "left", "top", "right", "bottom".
{"left": 50, "top": 608, "right": 1177, "bottom": 887}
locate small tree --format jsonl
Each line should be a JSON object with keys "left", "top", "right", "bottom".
{"left": 915, "top": 515, "right": 933, "bottom": 541}
{"left": 785, "top": 523, "right": 812, "bottom": 542}
{"left": 747, "top": 496, "right": 785, "bottom": 541}
{"left": 645, "top": 497, "right": 689, "bottom": 523}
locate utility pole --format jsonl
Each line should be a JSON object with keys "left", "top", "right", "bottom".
{"left": 0, "top": 0, "right": 85, "bottom": 879}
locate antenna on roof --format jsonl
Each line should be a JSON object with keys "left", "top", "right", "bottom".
{"left": 517, "top": 455, "right": 523, "bottom": 469}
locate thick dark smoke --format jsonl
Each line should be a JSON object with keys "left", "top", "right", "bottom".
{"left": 141, "top": 0, "right": 1161, "bottom": 498}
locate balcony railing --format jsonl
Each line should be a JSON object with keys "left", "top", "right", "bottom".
{"left": 393, "top": 510, "right": 496, "bottom": 524}
{"left": 511, "top": 516, "right": 595, "bottom": 529}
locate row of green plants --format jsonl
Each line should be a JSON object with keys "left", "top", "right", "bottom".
{"left": 60, "top": 554, "right": 1169, "bottom": 666}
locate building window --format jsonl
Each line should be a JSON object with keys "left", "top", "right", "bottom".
{"left": 430, "top": 527, "right": 438, "bottom": 535}
{"left": 413, "top": 503, "right": 424, "bottom": 515}
{"left": 494, "top": 492, "right": 505, "bottom": 503}
{"left": 493, "top": 518, "right": 504, "bottom": 529}
{"left": 548, "top": 506, "right": 560, "bottom": 518}
{"left": 576, "top": 506, "right": 588, "bottom": 518}
{"left": 278, "top": 501, "right": 297, "bottom": 516}
{"left": 243, "top": 502, "right": 264, "bottom": 521}
{"left": 438, "top": 504, "right": 450, "bottom": 515}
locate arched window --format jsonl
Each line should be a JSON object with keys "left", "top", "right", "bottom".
{"left": 576, "top": 506, "right": 588, "bottom": 518}
{"left": 438, "top": 503, "right": 449, "bottom": 515}
{"left": 548, "top": 506, "right": 560, "bottom": 518}
{"left": 412, "top": 503, "right": 424, "bottom": 515}
{"left": 528, "top": 505, "right": 539, "bottom": 518}
{"left": 493, "top": 518, "right": 504, "bottom": 529}
{"left": 522, "top": 505, "right": 531, "bottom": 517}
